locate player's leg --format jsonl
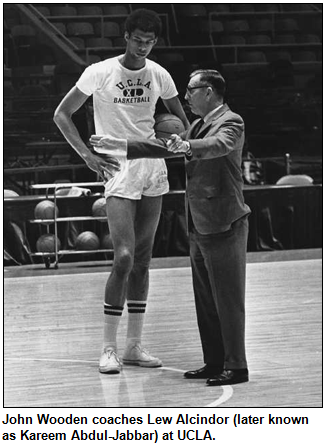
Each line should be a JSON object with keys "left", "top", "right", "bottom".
{"left": 127, "top": 195, "right": 162, "bottom": 301}
{"left": 99, "top": 196, "right": 137, "bottom": 373}
{"left": 105, "top": 197, "right": 137, "bottom": 307}
{"left": 123, "top": 195, "right": 163, "bottom": 367}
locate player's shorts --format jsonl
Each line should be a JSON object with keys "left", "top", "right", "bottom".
{"left": 104, "top": 158, "right": 169, "bottom": 200}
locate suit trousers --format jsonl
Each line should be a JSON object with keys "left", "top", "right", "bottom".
{"left": 189, "top": 216, "right": 249, "bottom": 370}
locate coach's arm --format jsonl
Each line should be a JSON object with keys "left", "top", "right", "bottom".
{"left": 89, "top": 135, "right": 181, "bottom": 160}
{"left": 127, "top": 138, "right": 178, "bottom": 159}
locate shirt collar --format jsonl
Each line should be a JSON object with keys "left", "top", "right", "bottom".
{"left": 203, "top": 104, "right": 224, "bottom": 123}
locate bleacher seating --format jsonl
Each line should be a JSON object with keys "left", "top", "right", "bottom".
{"left": 86, "top": 37, "right": 113, "bottom": 49}
{"left": 11, "top": 24, "right": 37, "bottom": 45}
{"left": 275, "top": 17, "right": 300, "bottom": 33}
{"left": 95, "top": 21, "right": 120, "bottom": 38}
{"left": 102, "top": 5, "right": 130, "bottom": 15}
{"left": 254, "top": 4, "right": 280, "bottom": 13}
{"left": 251, "top": 18, "right": 274, "bottom": 33}
{"left": 267, "top": 50, "right": 292, "bottom": 62}
{"left": 69, "top": 37, "right": 86, "bottom": 49}
{"left": 247, "top": 34, "right": 272, "bottom": 44}
{"left": 53, "top": 22, "right": 67, "bottom": 35}
{"left": 206, "top": 4, "right": 231, "bottom": 13}
{"left": 112, "top": 37, "right": 126, "bottom": 48}
{"left": 282, "top": 4, "right": 318, "bottom": 12}
{"left": 220, "top": 35, "right": 246, "bottom": 45}
{"left": 77, "top": 5, "right": 103, "bottom": 16}
{"left": 209, "top": 19, "right": 224, "bottom": 34}
{"left": 274, "top": 34, "right": 297, "bottom": 44}
{"left": 51, "top": 6, "right": 77, "bottom": 16}
{"left": 176, "top": 4, "right": 207, "bottom": 17}
{"left": 292, "top": 50, "right": 317, "bottom": 62}
{"left": 239, "top": 50, "right": 267, "bottom": 63}
{"left": 18, "top": 84, "right": 51, "bottom": 111}
{"left": 224, "top": 19, "right": 250, "bottom": 34}
{"left": 231, "top": 4, "right": 256, "bottom": 13}
{"left": 67, "top": 22, "right": 95, "bottom": 38}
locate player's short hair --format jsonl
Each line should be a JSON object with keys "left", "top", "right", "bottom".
{"left": 124, "top": 9, "right": 162, "bottom": 37}
{"left": 190, "top": 69, "right": 226, "bottom": 98}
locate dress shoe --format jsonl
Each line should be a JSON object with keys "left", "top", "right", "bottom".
{"left": 206, "top": 368, "right": 249, "bottom": 386}
{"left": 184, "top": 365, "right": 223, "bottom": 379}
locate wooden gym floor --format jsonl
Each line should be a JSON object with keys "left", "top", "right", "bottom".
{"left": 3, "top": 249, "right": 322, "bottom": 407}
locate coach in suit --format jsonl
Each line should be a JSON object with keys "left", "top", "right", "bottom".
{"left": 90, "top": 69, "right": 251, "bottom": 386}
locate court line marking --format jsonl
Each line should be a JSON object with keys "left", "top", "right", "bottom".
{"left": 205, "top": 386, "right": 233, "bottom": 407}
{"left": 4, "top": 358, "right": 233, "bottom": 407}
{"left": 161, "top": 366, "right": 234, "bottom": 407}
{"left": 5, "top": 357, "right": 98, "bottom": 364}
{"left": 4, "top": 267, "right": 192, "bottom": 281}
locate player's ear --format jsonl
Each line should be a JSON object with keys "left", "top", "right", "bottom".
{"left": 124, "top": 32, "right": 129, "bottom": 43}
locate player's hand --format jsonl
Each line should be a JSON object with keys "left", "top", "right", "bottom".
{"left": 166, "top": 134, "right": 189, "bottom": 153}
{"left": 84, "top": 151, "right": 120, "bottom": 182}
{"left": 89, "top": 134, "right": 127, "bottom": 158}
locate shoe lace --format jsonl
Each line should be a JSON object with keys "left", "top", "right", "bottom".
{"left": 135, "top": 345, "right": 155, "bottom": 359}
{"left": 106, "top": 349, "right": 122, "bottom": 364}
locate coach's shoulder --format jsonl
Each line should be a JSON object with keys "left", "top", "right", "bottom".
{"left": 223, "top": 105, "right": 244, "bottom": 124}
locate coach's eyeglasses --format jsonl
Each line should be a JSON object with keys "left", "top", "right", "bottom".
{"left": 186, "top": 85, "right": 211, "bottom": 95}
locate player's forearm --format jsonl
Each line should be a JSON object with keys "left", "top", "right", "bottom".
{"left": 163, "top": 97, "right": 190, "bottom": 130}
{"left": 53, "top": 110, "right": 91, "bottom": 161}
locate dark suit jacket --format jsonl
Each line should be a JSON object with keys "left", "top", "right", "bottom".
{"left": 127, "top": 104, "right": 250, "bottom": 234}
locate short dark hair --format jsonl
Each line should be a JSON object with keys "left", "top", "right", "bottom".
{"left": 190, "top": 69, "right": 226, "bottom": 98}
{"left": 124, "top": 9, "right": 162, "bottom": 37}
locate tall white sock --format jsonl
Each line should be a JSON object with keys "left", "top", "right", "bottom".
{"left": 126, "top": 300, "right": 147, "bottom": 348}
{"left": 103, "top": 303, "right": 123, "bottom": 352}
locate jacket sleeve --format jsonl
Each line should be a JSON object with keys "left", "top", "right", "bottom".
{"left": 189, "top": 115, "right": 244, "bottom": 160}
{"left": 127, "top": 138, "right": 181, "bottom": 159}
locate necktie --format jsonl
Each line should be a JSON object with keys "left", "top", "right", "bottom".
{"left": 192, "top": 119, "right": 204, "bottom": 138}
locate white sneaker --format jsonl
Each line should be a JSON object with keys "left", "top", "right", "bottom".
{"left": 123, "top": 344, "right": 162, "bottom": 368}
{"left": 99, "top": 348, "right": 122, "bottom": 374}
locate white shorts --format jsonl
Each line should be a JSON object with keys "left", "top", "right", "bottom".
{"left": 104, "top": 158, "right": 169, "bottom": 200}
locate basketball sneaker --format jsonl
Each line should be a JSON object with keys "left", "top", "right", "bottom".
{"left": 99, "top": 348, "right": 122, "bottom": 374}
{"left": 123, "top": 344, "right": 162, "bottom": 368}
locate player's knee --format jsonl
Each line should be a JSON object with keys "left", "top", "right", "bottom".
{"left": 133, "top": 257, "right": 151, "bottom": 272}
{"left": 113, "top": 249, "right": 134, "bottom": 276}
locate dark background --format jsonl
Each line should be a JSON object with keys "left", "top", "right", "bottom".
{"left": 3, "top": 4, "right": 323, "bottom": 265}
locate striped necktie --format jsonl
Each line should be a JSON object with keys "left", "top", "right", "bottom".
{"left": 192, "top": 119, "right": 204, "bottom": 138}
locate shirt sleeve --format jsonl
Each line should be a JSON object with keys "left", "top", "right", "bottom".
{"left": 76, "top": 64, "right": 101, "bottom": 96}
{"left": 159, "top": 67, "right": 178, "bottom": 100}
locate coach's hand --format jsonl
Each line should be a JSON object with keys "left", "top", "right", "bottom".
{"left": 166, "top": 134, "right": 189, "bottom": 154}
{"left": 89, "top": 135, "right": 128, "bottom": 158}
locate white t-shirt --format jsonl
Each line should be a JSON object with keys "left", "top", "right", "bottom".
{"left": 76, "top": 56, "right": 178, "bottom": 139}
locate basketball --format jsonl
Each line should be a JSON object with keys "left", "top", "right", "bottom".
{"left": 92, "top": 197, "right": 107, "bottom": 218}
{"left": 75, "top": 231, "right": 100, "bottom": 251}
{"left": 36, "top": 234, "right": 61, "bottom": 253}
{"left": 4, "top": 189, "right": 19, "bottom": 198}
{"left": 101, "top": 233, "right": 113, "bottom": 250}
{"left": 34, "top": 200, "right": 59, "bottom": 223}
{"left": 154, "top": 113, "right": 185, "bottom": 138}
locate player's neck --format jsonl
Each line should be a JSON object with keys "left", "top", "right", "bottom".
{"left": 119, "top": 54, "right": 146, "bottom": 70}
